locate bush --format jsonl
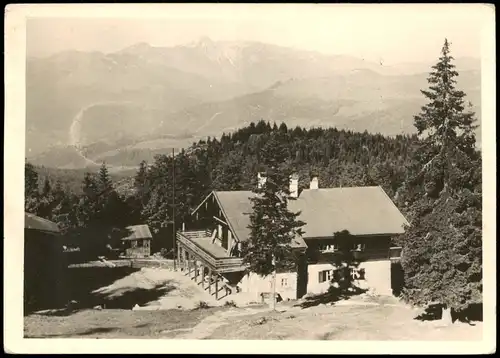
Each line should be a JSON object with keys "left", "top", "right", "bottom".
{"left": 224, "top": 300, "right": 237, "bottom": 308}
{"left": 194, "top": 300, "right": 210, "bottom": 310}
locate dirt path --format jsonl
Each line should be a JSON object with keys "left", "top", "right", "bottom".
{"left": 174, "top": 307, "right": 272, "bottom": 339}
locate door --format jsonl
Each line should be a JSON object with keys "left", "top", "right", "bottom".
{"left": 221, "top": 226, "right": 229, "bottom": 250}
{"left": 296, "top": 253, "right": 308, "bottom": 299}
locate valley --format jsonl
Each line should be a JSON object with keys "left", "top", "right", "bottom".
{"left": 26, "top": 38, "right": 481, "bottom": 169}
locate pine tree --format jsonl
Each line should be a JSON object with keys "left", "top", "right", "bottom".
{"left": 78, "top": 172, "right": 99, "bottom": 226}
{"left": 141, "top": 186, "right": 171, "bottom": 234}
{"left": 127, "top": 160, "right": 150, "bottom": 222}
{"left": 399, "top": 39, "right": 482, "bottom": 322}
{"left": 330, "top": 230, "right": 359, "bottom": 294}
{"left": 41, "top": 177, "right": 52, "bottom": 197}
{"left": 241, "top": 134, "right": 305, "bottom": 309}
{"left": 25, "top": 161, "right": 40, "bottom": 213}
{"left": 50, "top": 188, "right": 78, "bottom": 234}
{"left": 134, "top": 160, "right": 149, "bottom": 196}
{"left": 53, "top": 180, "right": 64, "bottom": 199}
{"left": 97, "top": 162, "right": 113, "bottom": 196}
{"left": 212, "top": 152, "right": 246, "bottom": 191}
{"left": 36, "top": 177, "right": 55, "bottom": 219}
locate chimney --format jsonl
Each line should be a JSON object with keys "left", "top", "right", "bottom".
{"left": 310, "top": 176, "right": 319, "bottom": 190}
{"left": 289, "top": 173, "right": 299, "bottom": 198}
{"left": 257, "top": 172, "right": 267, "bottom": 189}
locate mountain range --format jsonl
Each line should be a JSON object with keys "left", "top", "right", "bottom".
{"left": 26, "top": 37, "right": 481, "bottom": 169}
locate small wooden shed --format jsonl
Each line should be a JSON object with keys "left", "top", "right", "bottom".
{"left": 121, "top": 224, "right": 153, "bottom": 258}
{"left": 24, "top": 212, "right": 67, "bottom": 311}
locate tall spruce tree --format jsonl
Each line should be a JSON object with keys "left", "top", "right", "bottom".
{"left": 78, "top": 172, "right": 99, "bottom": 226}
{"left": 36, "top": 177, "right": 55, "bottom": 219}
{"left": 25, "top": 161, "right": 40, "bottom": 213}
{"left": 242, "top": 134, "right": 305, "bottom": 309}
{"left": 140, "top": 154, "right": 173, "bottom": 234}
{"left": 97, "top": 162, "right": 113, "bottom": 196}
{"left": 128, "top": 160, "right": 150, "bottom": 223}
{"left": 399, "top": 39, "right": 482, "bottom": 323}
{"left": 134, "top": 160, "right": 149, "bottom": 197}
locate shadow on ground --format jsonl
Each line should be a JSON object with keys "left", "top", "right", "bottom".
{"left": 414, "top": 303, "right": 483, "bottom": 325}
{"left": 25, "top": 266, "right": 141, "bottom": 315}
{"left": 29, "top": 267, "right": 177, "bottom": 316}
{"left": 97, "top": 282, "right": 176, "bottom": 309}
{"left": 25, "top": 323, "right": 150, "bottom": 338}
{"left": 296, "top": 286, "right": 368, "bottom": 309}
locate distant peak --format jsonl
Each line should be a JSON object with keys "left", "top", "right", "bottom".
{"left": 198, "top": 36, "right": 214, "bottom": 44}
{"left": 187, "top": 36, "right": 216, "bottom": 49}
{"left": 120, "top": 42, "right": 152, "bottom": 53}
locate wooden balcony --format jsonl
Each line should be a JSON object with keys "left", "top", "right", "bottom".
{"left": 308, "top": 247, "right": 402, "bottom": 264}
{"left": 176, "top": 231, "right": 247, "bottom": 274}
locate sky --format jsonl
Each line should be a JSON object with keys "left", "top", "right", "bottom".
{"left": 26, "top": 4, "right": 489, "bottom": 65}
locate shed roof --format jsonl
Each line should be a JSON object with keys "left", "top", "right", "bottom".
{"left": 121, "top": 224, "right": 153, "bottom": 241}
{"left": 24, "top": 212, "right": 60, "bottom": 234}
{"left": 201, "top": 186, "right": 408, "bottom": 243}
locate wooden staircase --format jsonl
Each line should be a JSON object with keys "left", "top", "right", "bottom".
{"left": 181, "top": 263, "right": 236, "bottom": 300}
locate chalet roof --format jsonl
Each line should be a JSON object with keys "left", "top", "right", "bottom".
{"left": 203, "top": 186, "right": 408, "bottom": 243}
{"left": 212, "top": 191, "right": 307, "bottom": 249}
{"left": 288, "top": 187, "right": 409, "bottom": 238}
{"left": 25, "top": 212, "right": 60, "bottom": 234}
{"left": 121, "top": 224, "right": 153, "bottom": 241}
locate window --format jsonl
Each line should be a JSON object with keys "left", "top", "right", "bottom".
{"left": 318, "top": 243, "right": 338, "bottom": 252}
{"left": 353, "top": 243, "right": 365, "bottom": 251}
{"left": 137, "top": 240, "right": 144, "bottom": 248}
{"left": 318, "top": 270, "right": 333, "bottom": 283}
{"left": 281, "top": 278, "right": 288, "bottom": 287}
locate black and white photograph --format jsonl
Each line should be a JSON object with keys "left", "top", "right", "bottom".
{"left": 4, "top": 3, "right": 496, "bottom": 354}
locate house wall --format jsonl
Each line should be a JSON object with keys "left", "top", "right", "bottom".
{"left": 124, "top": 239, "right": 151, "bottom": 258}
{"left": 239, "top": 271, "right": 298, "bottom": 301}
{"left": 305, "top": 260, "right": 392, "bottom": 296}
{"left": 24, "top": 230, "right": 69, "bottom": 312}
{"left": 307, "top": 263, "right": 337, "bottom": 295}
{"left": 305, "top": 235, "right": 394, "bottom": 296}
{"left": 359, "top": 260, "right": 392, "bottom": 295}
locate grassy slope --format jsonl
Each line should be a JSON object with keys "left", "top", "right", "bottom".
{"left": 24, "top": 308, "right": 219, "bottom": 338}
{"left": 24, "top": 301, "right": 482, "bottom": 340}
{"left": 24, "top": 264, "right": 482, "bottom": 341}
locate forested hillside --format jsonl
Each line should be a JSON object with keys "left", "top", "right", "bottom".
{"left": 26, "top": 121, "right": 422, "bottom": 256}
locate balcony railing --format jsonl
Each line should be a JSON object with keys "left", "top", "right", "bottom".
{"left": 181, "top": 229, "right": 212, "bottom": 239}
{"left": 309, "top": 247, "right": 402, "bottom": 263}
{"left": 176, "top": 231, "right": 246, "bottom": 273}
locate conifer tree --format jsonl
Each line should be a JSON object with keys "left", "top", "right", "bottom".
{"left": 77, "top": 172, "right": 99, "bottom": 226}
{"left": 97, "top": 162, "right": 113, "bottom": 196}
{"left": 134, "top": 160, "right": 149, "bottom": 196}
{"left": 212, "top": 152, "right": 246, "bottom": 191}
{"left": 50, "top": 187, "right": 78, "bottom": 234}
{"left": 242, "top": 134, "right": 305, "bottom": 309}
{"left": 25, "top": 161, "right": 40, "bottom": 213}
{"left": 398, "top": 39, "right": 482, "bottom": 322}
{"left": 36, "top": 177, "right": 55, "bottom": 219}
{"left": 41, "top": 177, "right": 52, "bottom": 197}
{"left": 141, "top": 186, "right": 172, "bottom": 236}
